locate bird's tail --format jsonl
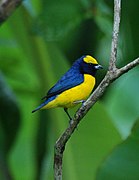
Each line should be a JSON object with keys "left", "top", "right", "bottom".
{"left": 32, "top": 96, "right": 56, "bottom": 113}
{"left": 32, "top": 101, "right": 48, "bottom": 113}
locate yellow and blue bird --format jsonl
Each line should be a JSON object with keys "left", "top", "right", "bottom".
{"left": 32, "top": 55, "right": 102, "bottom": 120}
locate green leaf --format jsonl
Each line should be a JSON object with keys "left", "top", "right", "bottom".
{"left": 94, "top": 0, "right": 112, "bottom": 35}
{"left": 0, "top": 72, "right": 20, "bottom": 153}
{"left": 104, "top": 68, "right": 139, "bottom": 138}
{"left": 0, "top": 72, "right": 20, "bottom": 179}
{"left": 96, "top": 119, "right": 139, "bottom": 180}
{"left": 34, "top": 0, "right": 84, "bottom": 41}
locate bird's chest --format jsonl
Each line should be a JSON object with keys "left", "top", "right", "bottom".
{"left": 72, "top": 74, "right": 95, "bottom": 99}
{"left": 56, "top": 74, "right": 95, "bottom": 107}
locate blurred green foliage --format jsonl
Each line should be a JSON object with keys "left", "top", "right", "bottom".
{"left": 0, "top": 0, "right": 139, "bottom": 180}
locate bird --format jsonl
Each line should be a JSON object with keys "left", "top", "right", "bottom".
{"left": 32, "top": 55, "right": 103, "bottom": 121}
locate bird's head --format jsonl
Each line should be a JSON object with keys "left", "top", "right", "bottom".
{"left": 79, "top": 55, "right": 103, "bottom": 76}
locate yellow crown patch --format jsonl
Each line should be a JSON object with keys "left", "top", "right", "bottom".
{"left": 83, "top": 55, "right": 98, "bottom": 64}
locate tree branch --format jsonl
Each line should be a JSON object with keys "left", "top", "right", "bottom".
{"left": 0, "top": 0, "right": 22, "bottom": 25}
{"left": 54, "top": 0, "right": 139, "bottom": 179}
{"left": 118, "top": 57, "right": 139, "bottom": 76}
{"left": 109, "top": 0, "right": 121, "bottom": 71}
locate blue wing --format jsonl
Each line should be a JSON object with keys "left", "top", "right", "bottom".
{"left": 32, "top": 71, "right": 83, "bottom": 113}
{"left": 42, "top": 68, "right": 84, "bottom": 99}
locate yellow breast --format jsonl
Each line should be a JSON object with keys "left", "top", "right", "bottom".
{"left": 43, "top": 74, "right": 95, "bottom": 109}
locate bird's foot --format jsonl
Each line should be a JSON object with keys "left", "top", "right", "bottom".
{"left": 73, "top": 100, "right": 85, "bottom": 104}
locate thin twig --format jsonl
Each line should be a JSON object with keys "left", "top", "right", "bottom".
{"left": 109, "top": 0, "right": 121, "bottom": 71}
{"left": 54, "top": 0, "right": 139, "bottom": 179}
{"left": 118, "top": 57, "right": 139, "bottom": 76}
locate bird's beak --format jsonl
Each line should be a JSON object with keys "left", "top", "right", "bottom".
{"left": 94, "top": 64, "right": 103, "bottom": 70}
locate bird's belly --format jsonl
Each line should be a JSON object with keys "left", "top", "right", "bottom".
{"left": 53, "top": 74, "right": 95, "bottom": 108}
